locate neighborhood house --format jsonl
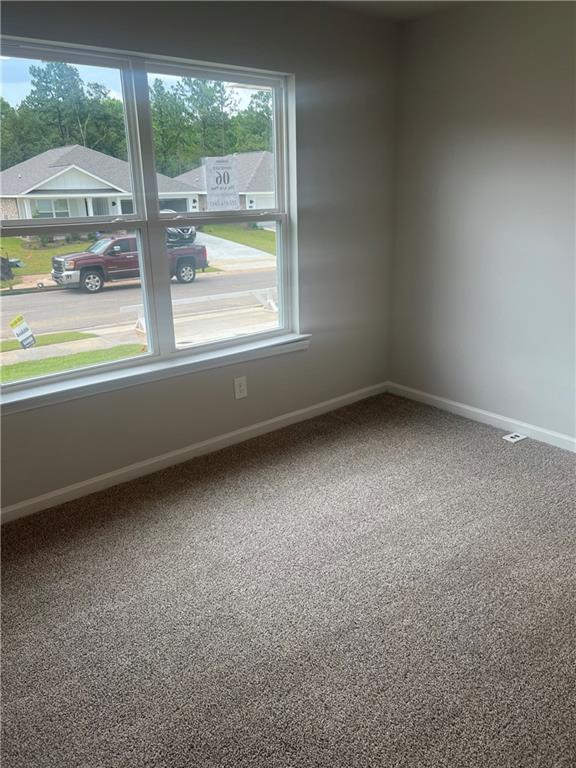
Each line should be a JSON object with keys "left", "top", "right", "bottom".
{"left": 0, "top": 146, "right": 274, "bottom": 219}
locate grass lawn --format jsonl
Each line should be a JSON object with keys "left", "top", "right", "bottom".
{"left": 202, "top": 225, "right": 276, "bottom": 255}
{"left": 0, "top": 331, "right": 96, "bottom": 353}
{"left": 1, "top": 236, "right": 94, "bottom": 281}
{"left": 0, "top": 344, "right": 143, "bottom": 384}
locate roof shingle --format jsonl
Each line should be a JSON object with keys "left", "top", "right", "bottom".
{"left": 0, "top": 145, "right": 193, "bottom": 196}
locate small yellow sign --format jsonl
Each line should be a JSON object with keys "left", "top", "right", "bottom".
{"left": 9, "top": 315, "right": 25, "bottom": 329}
{"left": 9, "top": 314, "right": 36, "bottom": 349}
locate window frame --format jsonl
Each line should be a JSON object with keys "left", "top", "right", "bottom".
{"left": 0, "top": 36, "right": 302, "bottom": 403}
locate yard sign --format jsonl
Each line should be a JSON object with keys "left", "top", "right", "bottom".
{"left": 9, "top": 315, "right": 36, "bottom": 349}
{"left": 205, "top": 156, "right": 240, "bottom": 211}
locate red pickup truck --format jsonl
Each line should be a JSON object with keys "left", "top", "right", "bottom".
{"left": 51, "top": 234, "right": 208, "bottom": 293}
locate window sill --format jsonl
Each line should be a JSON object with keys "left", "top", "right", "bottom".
{"left": 1, "top": 333, "right": 311, "bottom": 416}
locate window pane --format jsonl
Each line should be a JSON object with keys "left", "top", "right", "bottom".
{"left": 158, "top": 221, "right": 279, "bottom": 348}
{"left": 0, "top": 56, "right": 135, "bottom": 221}
{"left": 0, "top": 230, "right": 151, "bottom": 384}
{"left": 147, "top": 71, "right": 275, "bottom": 214}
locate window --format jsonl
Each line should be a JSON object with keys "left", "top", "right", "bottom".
{"left": 0, "top": 39, "right": 297, "bottom": 397}
{"left": 32, "top": 199, "right": 70, "bottom": 218}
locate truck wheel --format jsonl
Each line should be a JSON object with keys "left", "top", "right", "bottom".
{"left": 177, "top": 261, "right": 196, "bottom": 283}
{"left": 81, "top": 270, "right": 104, "bottom": 293}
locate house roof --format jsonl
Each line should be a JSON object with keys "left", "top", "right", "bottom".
{"left": 0, "top": 145, "right": 193, "bottom": 196}
{"left": 176, "top": 151, "right": 274, "bottom": 194}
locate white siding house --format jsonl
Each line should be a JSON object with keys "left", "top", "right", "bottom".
{"left": 0, "top": 145, "right": 196, "bottom": 220}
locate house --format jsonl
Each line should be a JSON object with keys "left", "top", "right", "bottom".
{"left": 0, "top": 146, "right": 275, "bottom": 219}
{"left": 0, "top": 144, "right": 195, "bottom": 219}
{"left": 176, "top": 151, "right": 275, "bottom": 211}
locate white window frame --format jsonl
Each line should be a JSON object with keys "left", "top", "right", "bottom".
{"left": 0, "top": 36, "right": 304, "bottom": 411}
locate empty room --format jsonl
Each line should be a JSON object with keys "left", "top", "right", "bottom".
{"left": 1, "top": 1, "right": 575, "bottom": 766}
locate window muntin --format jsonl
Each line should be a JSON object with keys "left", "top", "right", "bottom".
{"left": 0, "top": 40, "right": 293, "bottom": 392}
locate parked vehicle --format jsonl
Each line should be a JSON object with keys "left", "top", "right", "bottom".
{"left": 161, "top": 209, "right": 196, "bottom": 245}
{"left": 51, "top": 234, "right": 208, "bottom": 293}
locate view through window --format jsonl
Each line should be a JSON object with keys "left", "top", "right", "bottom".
{"left": 0, "top": 44, "right": 291, "bottom": 388}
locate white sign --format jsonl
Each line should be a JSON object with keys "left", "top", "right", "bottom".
{"left": 205, "top": 156, "right": 240, "bottom": 212}
{"left": 9, "top": 314, "right": 36, "bottom": 349}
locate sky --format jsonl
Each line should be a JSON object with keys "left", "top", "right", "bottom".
{"left": 0, "top": 57, "right": 124, "bottom": 104}
{"left": 0, "top": 56, "right": 258, "bottom": 108}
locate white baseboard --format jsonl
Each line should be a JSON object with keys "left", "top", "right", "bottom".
{"left": 386, "top": 382, "right": 576, "bottom": 454}
{"left": 3, "top": 380, "right": 573, "bottom": 524}
{"left": 1, "top": 382, "right": 387, "bottom": 524}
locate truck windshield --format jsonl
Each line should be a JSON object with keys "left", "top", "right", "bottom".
{"left": 88, "top": 238, "right": 114, "bottom": 254}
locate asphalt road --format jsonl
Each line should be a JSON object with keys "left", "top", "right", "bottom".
{"left": 1, "top": 269, "right": 276, "bottom": 337}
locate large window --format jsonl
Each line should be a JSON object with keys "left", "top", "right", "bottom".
{"left": 0, "top": 40, "right": 296, "bottom": 396}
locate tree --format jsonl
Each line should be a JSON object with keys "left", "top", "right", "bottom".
{"left": 0, "top": 98, "right": 24, "bottom": 170}
{"left": 2, "top": 62, "right": 127, "bottom": 166}
{"left": 83, "top": 83, "right": 127, "bottom": 160}
{"left": 231, "top": 90, "right": 273, "bottom": 153}
{"left": 1, "top": 63, "right": 275, "bottom": 179}
{"left": 24, "top": 62, "right": 89, "bottom": 146}
{"left": 149, "top": 78, "right": 189, "bottom": 176}
{"left": 176, "top": 78, "right": 239, "bottom": 165}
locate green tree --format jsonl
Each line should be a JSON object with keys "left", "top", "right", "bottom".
{"left": 231, "top": 90, "right": 273, "bottom": 153}
{"left": 24, "top": 62, "right": 89, "bottom": 146}
{"left": 83, "top": 83, "right": 127, "bottom": 160}
{"left": 176, "top": 78, "right": 238, "bottom": 165}
{"left": 2, "top": 62, "right": 127, "bottom": 166}
{"left": 149, "top": 78, "right": 189, "bottom": 176}
{"left": 0, "top": 98, "right": 25, "bottom": 169}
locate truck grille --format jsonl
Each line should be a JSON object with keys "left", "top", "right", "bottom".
{"left": 52, "top": 257, "right": 64, "bottom": 273}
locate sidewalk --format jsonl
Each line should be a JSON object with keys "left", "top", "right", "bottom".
{"left": 0, "top": 303, "right": 278, "bottom": 364}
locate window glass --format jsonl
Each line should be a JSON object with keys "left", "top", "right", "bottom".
{"left": 158, "top": 221, "right": 279, "bottom": 348}
{"left": 147, "top": 72, "right": 276, "bottom": 214}
{"left": 0, "top": 230, "right": 150, "bottom": 384}
{"left": 0, "top": 56, "right": 135, "bottom": 221}
{"left": 0, "top": 44, "right": 291, "bottom": 391}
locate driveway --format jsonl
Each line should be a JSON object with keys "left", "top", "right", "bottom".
{"left": 195, "top": 232, "right": 275, "bottom": 272}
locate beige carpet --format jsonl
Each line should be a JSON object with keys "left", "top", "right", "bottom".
{"left": 2, "top": 394, "right": 576, "bottom": 767}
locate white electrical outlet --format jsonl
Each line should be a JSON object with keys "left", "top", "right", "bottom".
{"left": 234, "top": 376, "right": 248, "bottom": 400}
{"left": 503, "top": 433, "right": 527, "bottom": 444}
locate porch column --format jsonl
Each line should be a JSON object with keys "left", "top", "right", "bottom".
{"left": 86, "top": 197, "right": 94, "bottom": 217}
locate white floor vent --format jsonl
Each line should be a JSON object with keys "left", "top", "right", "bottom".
{"left": 503, "top": 433, "right": 528, "bottom": 444}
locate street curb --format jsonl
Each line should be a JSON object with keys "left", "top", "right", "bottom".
{"left": 1, "top": 285, "right": 62, "bottom": 297}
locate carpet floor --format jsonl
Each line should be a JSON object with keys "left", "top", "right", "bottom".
{"left": 2, "top": 394, "right": 576, "bottom": 768}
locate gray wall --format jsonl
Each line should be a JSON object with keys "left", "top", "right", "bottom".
{"left": 392, "top": 2, "right": 575, "bottom": 436}
{"left": 3, "top": 1, "right": 573, "bottom": 511}
{"left": 1, "top": 2, "right": 396, "bottom": 507}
